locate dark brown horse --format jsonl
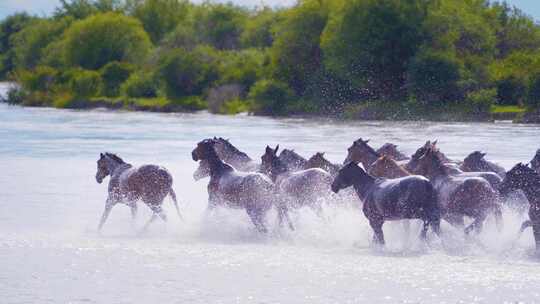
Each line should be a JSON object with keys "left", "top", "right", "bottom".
{"left": 530, "top": 149, "right": 540, "bottom": 175}
{"left": 461, "top": 151, "right": 506, "bottom": 179}
{"left": 261, "top": 145, "right": 333, "bottom": 212}
{"left": 95, "top": 153, "right": 181, "bottom": 232}
{"left": 192, "top": 139, "right": 293, "bottom": 232}
{"left": 331, "top": 162, "right": 441, "bottom": 245}
{"left": 368, "top": 156, "right": 411, "bottom": 179}
{"left": 499, "top": 163, "right": 540, "bottom": 252}
{"left": 412, "top": 147, "right": 502, "bottom": 234}
{"left": 193, "top": 137, "right": 259, "bottom": 180}
{"left": 305, "top": 152, "right": 341, "bottom": 176}
{"left": 376, "top": 143, "right": 409, "bottom": 161}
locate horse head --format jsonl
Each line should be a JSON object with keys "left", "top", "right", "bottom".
{"left": 343, "top": 138, "right": 380, "bottom": 168}
{"left": 499, "top": 163, "right": 539, "bottom": 195}
{"left": 530, "top": 149, "right": 540, "bottom": 174}
{"left": 192, "top": 138, "right": 218, "bottom": 162}
{"left": 332, "top": 161, "right": 371, "bottom": 193}
{"left": 412, "top": 146, "right": 445, "bottom": 179}
{"left": 96, "top": 152, "right": 125, "bottom": 184}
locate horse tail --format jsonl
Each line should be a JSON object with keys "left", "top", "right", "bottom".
{"left": 169, "top": 187, "right": 183, "bottom": 221}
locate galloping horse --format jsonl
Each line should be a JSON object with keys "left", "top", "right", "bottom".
{"left": 461, "top": 151, "right": 506, "bottom": 179}
{"left": 95, "top": 153, "right": 181, "bottom": 232}
{"left": 331, "top": 162, "right": 441, "bottom": 245}
{"left": 305, "top": 152, "right": 341, "bottom": 176}
{"left": 376, "top": 143, "right": 410, "bottom": 161}
{"left": 412, "top": 147, "right": 502, "bottom": 234}
{"left": 261, "top": 145, "right": 333, "bottom": 212}
{"left": 368, "top": 156, "right": 411, "bottom": 179}
{"left": 499, "top": 163, "right": 540, "bottom": 252}
{"left": 192, "top": 139, "right": 293, "bottom": 232}
{"left": 194, "top": 137, "right": 259, "bottom": 180}
{"left": 530, "top": 149, "right": 540, "bottom": 175}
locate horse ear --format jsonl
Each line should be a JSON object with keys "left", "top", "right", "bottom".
{"left": 100, "top": 153, "right": 104, "bottom": 158}
{"left": 481, "top": 152, "right": 487, "bottom": 158}
{"left": 365, "top": 139, "right": 370, "bottom": 143}
{"left": 432, "top": 140, "right": 438, "bottom": 146}
{"left": 266, "top": 146, "right": 272, "bottom": 154}
{"left": 274, "top": 145, "right": 280, "bottom": 155}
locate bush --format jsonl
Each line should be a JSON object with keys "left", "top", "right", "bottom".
{"left": 121, "top": 71, "right": 158, "bottom": 98}
{"left": 1, "top": 85, "right": 26, "bottom": 104}
{"left": 496, "top": 76, "right": 526, "bottom": 105}
{"left": 63, "top": 13, "right": 152, "bottom": 70}
{"left": 465, "top": 88, "right": 497, "bottom": 116}
{"left": 526, "top": 72, "right": 540, "bottom": 108}
{"left": 158, "top": 46, "right": 219, "bottom": 99}
{"left": 248, "top": 79, "right": 295, "bottom": 116}
{"left": 19, "top": 65, "right": 58, "bottom": 91}
{"left": 100, "top": 62, "right": 135, "bottom": 97}
{"left": 69, "top": 69, "right": 102, "bottom": 97}
{"left": 407, "top": 52, "right": 462, "bottom": 104}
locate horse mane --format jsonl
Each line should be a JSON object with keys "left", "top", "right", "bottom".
{"left": 104, "top": 152, "right": 126, "bottom": 164}
{"left": 280, "top": 149, "right": 307, "bottom": 162}
{"left": 216, "top": 137, "right": 252, "bottom": 161}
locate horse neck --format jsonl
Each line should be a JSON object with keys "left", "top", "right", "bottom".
{"left": 270, "top": 157, "right": 289, "bottom": 181}
{"left": 106, "top": 157, "right": 129, "bottom": 175}
{"left": 206, "top": 150, "right": 233, "bottom": 177}
{"left": 521, "top": 175, "right": 540, "bottom": 205}
{"left": 351, "top": 170, "right": 375, "bottom": 200}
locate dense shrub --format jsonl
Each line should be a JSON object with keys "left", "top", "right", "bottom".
{"left": 495, "top": 76, "right": 526, "bottom": 105}
{"left": 100, "top": 61, "right": 135, "bottom": 97}
{"left": 69, "top": 69, "right": 102, "bottom": 97}
{"left": 248, "top": 79, "right": 295, "bottom": 116}
{"left": 407, "top": 52, "right": 462, "bottom": 104}
{"left": 465, "top": 88, "right": 497, "bottom": 116}
{"left": 19, "top": 66, "right": 58, "bottom": 92}
{"left": 63, "top": 13, "right": 152, "bottom": 70}
{"left": 158, "top": 46, "right": 219, "bottom": 99}
{"left": 121, "top": 71, "right": 158, "bottom": 98}
{"left": 526, "top": 72, "right": 540, "bottom": 108}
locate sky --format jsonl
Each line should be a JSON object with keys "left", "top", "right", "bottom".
{"left": 0, "top": 0, "right": 539, "bottom": 21}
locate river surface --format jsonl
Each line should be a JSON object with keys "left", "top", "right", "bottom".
{"left": 1, "top": 83, "right": 540, "bottom": 303}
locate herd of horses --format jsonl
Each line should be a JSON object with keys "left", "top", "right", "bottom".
{"left": 94, "top": 137, "right": 540, "bottom": 252}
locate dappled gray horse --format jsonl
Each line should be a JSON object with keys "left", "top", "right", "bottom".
{"left": 95, "top": 153, "right": 181, "bottom": 232}
{"left": 278, "top": 149, "right": 308, "bottom": 172}
{"left": 412, "top": 147, "right": 502, "bottom": 234}
{"left": 192, "top": 139, "right": 293, "bottom": 232}
{"left": 499, "top": 163, "right": 540, "bottom": 252}
{"left": 331, "top": 162, "right": 441, "bottom": 245}
{"left": 376, "top": 143, "right": 410, "bottom": 161}
{"left": 304, "top": 152, "right": 341, "bottom": 176}
{"left": 261, "top": 145, "right": 333, "bottom": 212}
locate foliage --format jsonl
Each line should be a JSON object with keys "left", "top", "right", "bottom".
{"left": 120, "top": 71, "right": 158, "bottom": 98}
{"left": 19, "top": 66, "right": 58, "bottom": 92}
{"left": 62, "top": 13, "right": 152, "bottom": 70}
{"left": 248, "top": 79, "right": 295, "bottom": 116}
{"left": 0, "top": 13, "right": 34, "bottom": 78}
{"left": 100, "top": 61, "right": 135, "bottom": 97}
{"left": 465, "top": 88, "right": 497, "bottom": 117}
{"left": 526, "top": 72, "right": 540, "bottom": 108}
{"left": 69, "top": 69, "right": 102, "bottom": 97}
{"left": 132, "top": 0, "right": 190, "bottom": 44}
{"left": 192, "top": 3, "right": 248, "bottom": 50}
{"left": 158, "top": 46, "right": 219, "bottom": 99}
{"left": 495, "top": 75, "right": 526, "bottom": 105}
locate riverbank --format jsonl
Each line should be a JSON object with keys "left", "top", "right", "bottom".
{"left": 2, "top": 82, "right": 537, "bottom": 123}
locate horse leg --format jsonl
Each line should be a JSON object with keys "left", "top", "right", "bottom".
{"left": 369, "top": 218, "right": 385, "bottom": 245}
{"left": 97, "top": 199, "right": 115, "bottom": 232}
{"left": 169, "top": 187, "right": 183, "bottom": 220}
{"left": 139, "top": 213, "right": 158, "bottom": 234}
{"left": 533, "top": 223, "right": 540, "bottom": 253}
{"left": 277, "top": 200, "right": 294, "bottom": 231}
{"left": 246, "top": 207, "right": 268, "bottom": 233}
{"left": 465, "top": 215, "right": 485, "bottom": 235}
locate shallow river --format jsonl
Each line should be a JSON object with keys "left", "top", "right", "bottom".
{"left": 1, "top": 83, "right": 540, "bottom": 303}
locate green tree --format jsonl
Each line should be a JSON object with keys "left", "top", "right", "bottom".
{"left": 241, "top": 7, "right": 280, "bottom": 48}
{"left": 192, "top": 3, "right": 248, "bottom": 50}
{"left": 63, "top": 13, "right": 152, "bottom": 70}
{"left": 0, "top": 13, "right": 34, "bottom": 78}
{"left": 100, "top": 61, "right": 135, "bottom": 97}
{"left": 132, "top": 0, "right": 191, "bottom": 44}
{"left": 322, "top": 0, "right": 428, "bottom": 99}
{"left": 249, "top": 79, "right": 295, "bottom": 116}
{"left": 11, "top": 17, "right": 72, "bottom": 70}
{"left": 270, "top": 0, "right": 330, "bottom": 95}
{"left": 158, "top": 46, "right": 219, "bottom": 99}
{"left": 54, "top": 0, "right": 123, "bottom": 19}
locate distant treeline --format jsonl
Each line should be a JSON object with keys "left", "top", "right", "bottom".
{"left": 1, "top": 0, "right": 540, "bottom": 120}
